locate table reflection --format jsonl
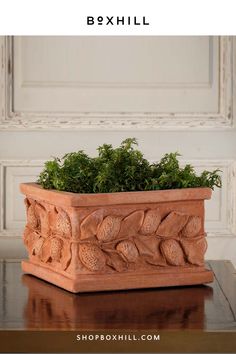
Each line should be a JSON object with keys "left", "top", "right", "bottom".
{"left": 22, "top": 274, "right": 213, "bottom": 330}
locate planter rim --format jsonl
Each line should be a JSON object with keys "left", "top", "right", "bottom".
{"left": 20, "top": 182, "right": 212, "bottom": 207}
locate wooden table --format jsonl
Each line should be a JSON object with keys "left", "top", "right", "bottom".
{"left": 0, "top": 260, "right": 236, "bottom": 352}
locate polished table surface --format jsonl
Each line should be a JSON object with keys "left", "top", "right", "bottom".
{"left": 1, "top": 260, "right": 236, "bottom": 352}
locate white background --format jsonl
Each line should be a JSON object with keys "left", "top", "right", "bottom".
{"left": 0, "top": 0, "right": 236, "bottom": 35}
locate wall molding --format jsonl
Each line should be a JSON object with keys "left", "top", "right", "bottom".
{"left": 187, "top": 159, "right": 236, "bottom": 238}
{"left": 0, "top": 159, "right": 235, "bottom": 239}
{"left": 0, "top": 160, "right": 44, "bottom": 237}
{"left": 0, "top": 36, "right": 235, "bottom": 131}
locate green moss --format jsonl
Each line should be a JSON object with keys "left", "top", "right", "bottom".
{"left": 38, "top": 138, "right": 222, "bottom": 193}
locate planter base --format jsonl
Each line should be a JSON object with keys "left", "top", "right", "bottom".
{"left": 22, "top": 260, "right": 214, "bottom": 293}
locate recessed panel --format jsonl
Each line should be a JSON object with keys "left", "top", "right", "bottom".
{"left": 20, "top": 37, "right": 211, "bottom": 86}
{"left": 5, "top": 166, "right": 43, "bottom": 230}
{"left": 13, "top": 36, "right": 219, "bottom": 113}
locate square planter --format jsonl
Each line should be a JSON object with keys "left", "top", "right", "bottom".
{"left": 20, "top": 183, "right": 214, "bottom": 293}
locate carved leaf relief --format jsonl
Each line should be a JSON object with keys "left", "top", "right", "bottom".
{"left": 60, "top": 240, "right": 72, "bottom": 270}
{"left": 134, "top": 235, "right": 160, "bottom": 258}
{"left": 80, "top": 209, "right": 104, "bottom": 240}
{"left": 32, "top": 237, "right": 44, "bottom": 256}
{"left": 23, "top": 200, "right": 73, "bottom": 270}
{"left": 35, "top": 203, "right": 50, "bottom": 237}
{"left": 157, "top": 211, "right": 189, "bottom": 237}
{"left": 40, "top": 238, "right": 52, "bottom": 263}
{"left": 106, "top": 252, "right": 128, "bottom": 272}
{"left": 25, "top": 233, "right": 71, "bottom": 271}
{"left": 181, "top": 237, "right": 207, "bottom": 266}
{"left": 145, "top": 255, "right": 166, "bottom": 267}
{"left": 23, "top": 199, "right": 208, "bottom": 274}
{"left": 118, "top": 210, "right": 144, "bottom": 237}
{"left": 23, "top": 228, "right": 40, "bottom": 254}
{"left": 116, "top": 240, "right": 139, "bottom": 263}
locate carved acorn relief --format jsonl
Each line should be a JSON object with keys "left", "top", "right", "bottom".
{"left": 27, "top": 204, "right": 39, "bottom": 229}
{"left": 97, "top": 216, "right": 121, "bottom": 242}
{"left": 160, "top": 239, "right": 185, "bottom": 266}
{"left": 23, "top": 197, "right": 208, "bottom": 275}
{"left": 50, "top": 237, "right": 63, "bottom": 261}
{"left": 78, "top": 243, "right": 106, "bottom": 271}
{"left": 75, "top": 207, "right": 207, "bottom": 272}
{"left": 140, "top": 209, "right": 161, "bottom": 235}
{"left": 55, "top": 210, "right": 72, "bottom": 238}
{"left": 181, "top": 216, "right": 202, "bottom": 237}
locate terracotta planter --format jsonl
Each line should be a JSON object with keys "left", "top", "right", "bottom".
{"left": 20, "top": 183, "right": 214, "bottom": 293}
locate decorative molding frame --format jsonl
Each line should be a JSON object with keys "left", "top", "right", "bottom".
{"left": 0, "top": 36, "right": 235, "bottom": 130}
{"left": 0, "top": 160, "right": 44, "bottom": 237}
{"left": 0, "top": 159, "right": 235, "bottom": 239}
{"left": 187, "top": 159, "right": 236, "bottom": 238}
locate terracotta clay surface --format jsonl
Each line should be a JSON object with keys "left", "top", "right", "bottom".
{"left": 20, "top": 182, "right": 213, "bottom": 293}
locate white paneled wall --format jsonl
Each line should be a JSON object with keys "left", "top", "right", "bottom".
{"left": 0, "top": 36, "right": 235, "bottom": 265}
{"left": 0, "top": 36, "right": 234, "bottom": 129}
